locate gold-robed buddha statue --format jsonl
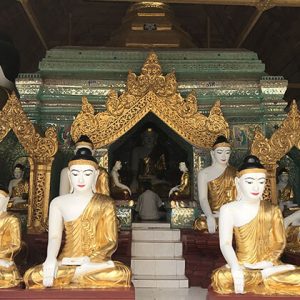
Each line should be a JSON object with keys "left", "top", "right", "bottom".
{"left": 169, "top": 162, "right": 190, "bottom": 199}
{"left": 24, "top": 148, "right": 131, "bottom": 289}
{"left": 0, "top": 186, "right": 22, "bottom": 288}
{"left": 277, "top": 168, "right": 295, "bottom": 211}
{"left": 195, "top": 136, "right": 236, "bottom": 233}
{"left": 8, "top": 164, "right": 29, "bottom": 208}
{"left": 110, "top": 161, "right": 131, "bottom": 200}
{"left": 211, "top": 155, "right": 300, "bottom": 295}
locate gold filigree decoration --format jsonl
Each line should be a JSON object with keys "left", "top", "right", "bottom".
{"left": 251, "top": 100, "right": 300, "bottom": 204}
{"left": 0, "top": 92, "right": 58, "bottom": 162}
{"left": 0, "top": 92, "right": 58, "bottom": 233}
{"left": 71, "top": 52, "right": 229, "bottom": 149}
{"left": 251, "top": 100, "right": 300, "bottom": 165}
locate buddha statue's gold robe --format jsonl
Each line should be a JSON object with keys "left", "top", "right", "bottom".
{"left": 24, "top": 195, "right": 131, "bottom": 289}
{"left": 212, "top": 201, "right": 300, "bottom": 295}
{"left": 0, "top": 212, "right": 22, "bottom": 288}
{"left": 208, "top": 165, "right": 236, "bottom": 211}
{"left": 11, "top": 179, "right": 29, "bottom": 199}
{"left": 286, "top": 225, "right": 300, "bottom": 254}
{"left": 95, "top": 167, "right": 110, "bottom": 196}
{"left": 278, "top": 185, "right": 294, "bottom": 203}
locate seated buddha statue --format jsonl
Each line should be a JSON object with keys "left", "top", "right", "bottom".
{"left": 284, "top": 210, "right": 300, "bottom": 254}
{"left": 169, "top": 162, "right": 190, "bottom": 200}
{"left": 195, "top": 136, "right": 236, "bottom": 233}
{"left": 212, "top": 155, "right": 300, "bottom": 295}
{"left": 59, "top": 135, "right": 110, "bottom": 196}
{"left": 277, "top": 168, "right": 295, "bottom": 212}
{"left": 130, "top": 128, "right": 167, "bottom": 194}
{"left": 110, "top": 161, "right": 131, "bottom": 200}
{"left": 0, "top": 185, "right": 22, "bottom": 288}
{"left": 8, "top": 163, "right": 29, "bottom": 208}
{"left": 24, "top": 148, "right": 131, "bottom": 289}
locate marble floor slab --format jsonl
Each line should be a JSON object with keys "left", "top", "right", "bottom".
{"left": 135, "top": 287, "right": 208, "bottom": 300}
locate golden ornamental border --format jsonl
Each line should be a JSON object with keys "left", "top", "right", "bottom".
{"left": 71, "top": 52, "right": 229, "bottom": 149}
{"left": 251, "top": 100, "right": 300, "bottom": 204}
{"left": 0, "top": 92, "right": 58, "bottom": 233}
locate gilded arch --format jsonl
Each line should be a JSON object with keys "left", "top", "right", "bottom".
{"left": 71, "top": 52, "right": 229, "bottom": 149}
{"left": 0, "top": 92, "right": 58, "bottom": 233}
{"left": 251, "top": 100, "right": 300, "bottom": 204}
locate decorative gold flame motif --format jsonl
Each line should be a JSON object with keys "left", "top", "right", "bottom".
{"left": 0, "top": 92, "right": 58, "bottom": 233}
{"left": 251, "top": 100, "right": 300, "bottom": 204}
{"left": 71, "top": 52, "right": 229, "bottom": 149}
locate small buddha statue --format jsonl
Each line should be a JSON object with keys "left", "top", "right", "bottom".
{"left": 277, "top": 168, "right": 295, "bottom": 211}
{"left": 110, "top": 161, "right": 131, "bottom": 200}
{"left": 0, "top": 185, "right": 22, "bottom": 288}
{"left": 211, "top": 155, "right": 300, "bottom": 295}
{"left": 195, "top": 136, "right": 236, "bottom": 233}
{"left": 169, "top": 162, "right": 190, "bottom": 199}
{"left": 284, "top": 210, "right": 300, "bottom": 254}
{"left": 8, "top": 163, "right": 29, "bottom": 208}
{"left": 59, "top": 135, "right": 110, "bottom": 196}
{"left": 24, "top": 148, "right": 131, "bottom": 288}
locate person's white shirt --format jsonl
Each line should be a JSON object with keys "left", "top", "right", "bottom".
{"left": 136, "top": 189, "right": 162, "bottom": 220}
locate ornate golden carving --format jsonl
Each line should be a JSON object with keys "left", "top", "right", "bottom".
{"left": 0, "top": 92, "right": 58, "bottom": 233}
{"left": 251, "top": 100, "right": 300, "bottom": 204}
{"left": 71, "top": 52, "right": 229, "bottom": 149}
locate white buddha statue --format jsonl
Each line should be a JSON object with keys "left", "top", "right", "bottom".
{"left": 59, "top": 135, "right": 109, "bottom": 196}
{"left": 24, "top": 148, "right": 131, "bottom": 288}
{"left": 169, "top": 162, "right": 190, "bottom": 199}
{"left": 0, "top": 185, "right": 22, "bottom": 288}
{"left": 8, "top": 163, "right": 29, "bottom": 207}
{"left": 110, "top": 161, "right": 131, "bottom": 199}
{"left": 196, "top": 136, "right": 236, "bottom": 233}
{"left": 212, "top": 155, "right": 300, "bottom": 295}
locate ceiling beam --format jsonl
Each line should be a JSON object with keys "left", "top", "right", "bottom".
{"left": 89, "top": 0, "right": 300, "bottom": 7}
{"left": 17, "top": 0, "right": 48, "bottom": 50}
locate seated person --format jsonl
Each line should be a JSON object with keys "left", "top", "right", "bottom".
{"left": 169, "top": 162, "right": 190, "bottom": 199}
{"left": 8, "top": 163, "right": 29, "bottom": 207}
{"left": 284, "top": 210, "right": 300, "bottom": 254}
{"left": 110, "top": 161, "right": 131, "bottom": 200}
{"left": 24, "top": 148, "right": 131, "bottom": 289}
{"left": 136, "top": 182, "right": 163, "bottom": 221}
{"left": 196, "top": 136, "right": 236, "bottom": 233}
{"left": 212, "top": 155, "right": 300, "bottom": 295}
{"left": 277, "top": 167, "right": 295, "bottom": 212}
{"left": 59, "top": 135, "right": 110, "bottom": 196}
{"left": 0, "top": 185, "right": 22, "bottom": 288}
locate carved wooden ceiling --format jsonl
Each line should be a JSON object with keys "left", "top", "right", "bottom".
{"left": 1, "top": 0, "right": 300, "bottom": 102}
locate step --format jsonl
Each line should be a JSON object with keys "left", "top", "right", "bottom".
{"left": 131, "top": 257, "right": 185, "bottom": 276}
{"left": 131, "top": 241, "right": 183, "bottom": 258}
{"left": 132, "top": 228, "right": 181, "bottom": 242}
{"left": 132, "top": 222, "right": 170, "bottom": 229}
{"left": 132, "top": 275, "right": 189, "bottom": 288}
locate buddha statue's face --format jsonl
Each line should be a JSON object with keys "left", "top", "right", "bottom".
{"left": 279, "top": 173, "right": 289, "bottom": 184}
{"left": 236, "top": 172, "right": 266, "bottom": 201}
{"left": 142, "top": 131, "right": 157, "bottom": 148}
{"left": 69, "top": 164, "right": 98, "bottom": 193}
{"left": 212, "top": 147, "right": 231, "bottom": 165}
{"left": 179, "top": 162, "right": 187, "bottom": 172}
{"left": 13, "top": 167, "right": 23, "bottom": 179}
{"left": 115, "top": 161, "right": 122, "bottom": 170}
